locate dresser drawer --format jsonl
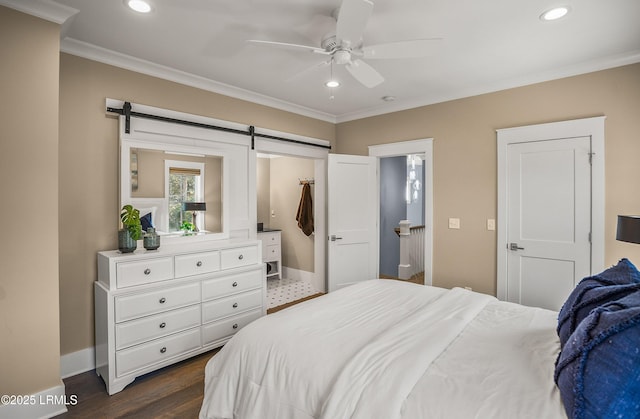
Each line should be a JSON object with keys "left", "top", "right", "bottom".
{"left": 259, "top": 232, "right": 281, "bottom": 245}
{"left": 116, "top": 257, "right": 174, "bottom": 288}
{"left": 175, "top": 251, "right": 220, "bottom": 278}
{"left": 116, "top": 328, "right": 201, "bottom": 377}
{"left": 264, "top": 244, "right": 281, "bottom": 261}
{"left": 220, "top": 245, "right": 259, "bottom": 270}
{"left": 202, "top": 309, "right": 262, "bottom": 346}
{"left": 202, "top": 289, "right": 262, "bottom": 323}
{"left": 202, "top": 268, "right": 262, "bottom": 301}
{"left": 116, "top": 304, "right": 200, "bottom": 350}
{"left": 115, "top": 282, "right": 200, "bottom": 323}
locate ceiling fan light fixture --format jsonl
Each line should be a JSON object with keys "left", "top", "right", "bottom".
{"left": 326, "top": 80, "right": 340, "bottom": 88}
{"left": 127, "top": 0, "right": 152, "bottom": 13}
{"left": 540, "top": 6, "right": 569, "bottom": 21}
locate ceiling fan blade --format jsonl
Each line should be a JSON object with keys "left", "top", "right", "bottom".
{"left": 246, "top": 39, "right": 328, "bottom": 55}
{"left": 286, "top": 60, "right": 331, "bottom": 82}
{"left": 336, "top": 0, "right": 373, "bottom": 47}
{"left": 345, "top": 59, "right": 384, "bottom": 88}
{"left": 362, "top": 38, "right": 442, "bottom": 60}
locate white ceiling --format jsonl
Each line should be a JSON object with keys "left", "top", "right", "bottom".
{"left": 8, "top": 0, "right": 640, "bottom": 122}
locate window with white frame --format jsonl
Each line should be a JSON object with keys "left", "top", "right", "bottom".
{"left": 165, "top": 160, "right": 205, "bottom": 232}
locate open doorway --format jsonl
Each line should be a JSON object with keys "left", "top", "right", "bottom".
{"left": 253, "top": 135, "right": 431, "bottom": 298}
{"left": 379, "top": 154, "right": 426, "bottom": 284}
{"left": 257, "top": 154, "right": 321, "bottom": 309}
{"left": 369, "top": 138, "right": 433, "bottom": 286}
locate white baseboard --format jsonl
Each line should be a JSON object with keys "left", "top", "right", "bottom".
{"left": 0, "top": 383, "right": 69, "bottom": 419}
{"left": 0, "top": 348, "right": 95, "bottom": 418}
{"left": 282, "top": 266, "right": 313, "bottom": 283}
{"left": 60, "top": 347, "right": 95, "bottom": 379}
{"left": 282, "top": 267, "right": 325, "bottom": 292}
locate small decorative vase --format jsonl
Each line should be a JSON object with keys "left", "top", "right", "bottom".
{"left": 118, "top": 229, "right": 137, "bottom": 253}
{"left": 144, "top": 227, "right": 160, "bottom": 250}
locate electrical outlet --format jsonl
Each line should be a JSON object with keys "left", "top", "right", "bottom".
{"left": 448, "top": 218, "right": 460, "bottom": 229}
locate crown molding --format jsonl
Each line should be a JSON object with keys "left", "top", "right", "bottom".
{"left": 14, "top": 2, "right": 640, "bottom": 126}
{"left": 61, "top": 38, "right": 338, "bottom": 124}
{"left": 0, "top": 0, "right": 78, "bottom": 24}
{"left": 335, "top": 49, "right": 640, "bottom": 123}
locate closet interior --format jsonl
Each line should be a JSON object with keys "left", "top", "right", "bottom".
{"left": 257, "top": 154, "right": 320, "bottom": 309}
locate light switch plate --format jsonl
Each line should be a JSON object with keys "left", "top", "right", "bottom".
{"left": 487, "top": 219, "right": 496, "bottom": 231}
{"left": 448, "top": 218, "right": 460, "bottom": 229}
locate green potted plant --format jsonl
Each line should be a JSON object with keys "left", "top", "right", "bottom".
{"left": 118, "top": 204, "right": 142, "bottom": 253}
{"left": 180, "top": 220, "right": 196, "bottom": 235}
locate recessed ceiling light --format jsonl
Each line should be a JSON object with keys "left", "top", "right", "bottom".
{"left": 382, "top": 96, "right": 396, "bottom": 102}
{"left": 540, "top": 6, "right": 569, "bottom": 21}
{"left": 127, "top": 0, "right": 152, "bottom": 13}
{"left": 326, "top": 80, "right": 340, "bottom": 88}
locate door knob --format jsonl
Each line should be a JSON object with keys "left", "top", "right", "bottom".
{"left": 509, "top": 243, "right": 525, "bottom": 251}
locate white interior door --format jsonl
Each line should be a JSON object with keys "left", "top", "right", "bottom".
{"left": 505, "top": 137, "right": 592, "bottom": 310}
{"left": 328, "top": 154, "right": 377, "bottom": 291}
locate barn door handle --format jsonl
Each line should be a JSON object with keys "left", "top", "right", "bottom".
{"left": 509, "top": 243, "right": 525, "bottom": 251}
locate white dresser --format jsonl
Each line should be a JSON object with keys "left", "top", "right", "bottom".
{"left": 258, "top": 230, "right": 281, "bottom": 280}
{"left": 94, "top": 239, "right": 265, "bottom": 395}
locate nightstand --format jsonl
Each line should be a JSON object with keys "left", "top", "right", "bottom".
{"left": 257, "top": 230, "right": 282, "bottom": 280}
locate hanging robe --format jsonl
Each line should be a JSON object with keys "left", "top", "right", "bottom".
{"left": 296, "top": 183, "right": 314, "bottom": 236}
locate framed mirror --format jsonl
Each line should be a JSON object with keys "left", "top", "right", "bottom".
{"left": 120, "top": 138, "right": 229, "bottom": 242}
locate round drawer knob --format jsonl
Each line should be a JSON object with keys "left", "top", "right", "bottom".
{"left": 196, "top": 261, "right": 202, "bottom": 267}
{"left": 238, "top": 254, "right": 244, "bottom": 260}
{"left": 160, "top": 347, "right": 167, "bottom": 354}
{"left": 144, "top": 268, "right": 151, "bottom": 275}
{"left": 233, "top": 303, "right": 238, "bottom": 308}
{"left": 232, "top": 323, "right": 238, "bottom": 329}
{"left": 159, "top": 297, "right": 166, "bottom": 304}
{"left": 232, "top": 281, "right": 238, "bottom": 287}
{"left": 159, "top": 322, "right": 166, "bottom": 329}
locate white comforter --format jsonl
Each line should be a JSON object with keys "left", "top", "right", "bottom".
{"left": 199, "top": 280, "right": 566, "bottom": 419}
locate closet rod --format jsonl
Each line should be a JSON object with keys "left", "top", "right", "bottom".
{"left": 107, "top": 102, "right": 332, "bottom": 151}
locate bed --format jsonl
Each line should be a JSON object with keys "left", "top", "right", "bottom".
{"left": 199, "top": 260, "right": 640, "bottom": 419}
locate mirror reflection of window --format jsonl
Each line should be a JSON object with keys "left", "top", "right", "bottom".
{"left": 167, "top": 162, "right": 204, "bottom": 232}
{"left": 127, "top": 147, "right": 223, "bottom": 235}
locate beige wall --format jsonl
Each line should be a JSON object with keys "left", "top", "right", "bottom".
{"left": 0, "top": 7, "right": 62, "bottom": 395}
{"left": 269, "top": 157, "right": 316, "bottom": 272}
{"left": 59, "top": 53, "right": 335, "bottom": 355}
{"left": 336, "top": 63, "right": 640, "bottom": 295}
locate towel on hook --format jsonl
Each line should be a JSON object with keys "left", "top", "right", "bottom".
{"left": 296, "top": 183, "right": 314, "bottom": 236}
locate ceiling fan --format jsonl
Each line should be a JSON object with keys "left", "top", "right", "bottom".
{"left": 247, "top": 0, "right": 441, "bottom": 88}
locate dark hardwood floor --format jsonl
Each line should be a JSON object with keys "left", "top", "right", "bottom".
{"left": 56, "top": 293, "right": 324, "bottom": 418}
{"left": 57, "top": 348, "right": 218, "bottom": 418}
{"left": 379, "top": 272, "right": 425, "bottom": 285}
